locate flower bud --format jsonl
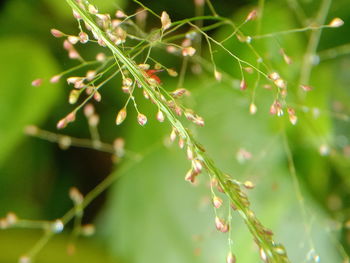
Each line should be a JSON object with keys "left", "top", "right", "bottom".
{"left": 69, "top": 90, "right": 80, "bottom": 104}
{"left": 137, "top": 113, "right": 147, "bottom": 126}
{"left": 246, "top": 10, "right": 257, "bottom": 21}
{"left": 50, "top": 75, "right": 61, "bottom": 83}
{"left": 79, "top": 32, "right": 89, "bottom": 43}
{"left": 156, "top": 110, "right": 165, "bottom": 122}
{"left": 31, "top": 79, "right": 43, "bottom": 87}
{"left": 51, "top": 29, "right": 64, "bottom": 38}
{"left": 213, "top": 196, "right": 223, "bottom": 208}
{"left": 116, "top": 108, "right": 127, "bottom": 125}
{"left": 240, "top": 79, "right": 247, "bottom": 90}
{"left": 182, "top": 46, "right": 196, "bottom": 57}
{"left": 161, "top": 11, "right": 171, "bottom": 30}
{"left": 227, "top": 252, "right": 236, "bottom": 263}
{"left": 249, "top": 103, "right": 257, "bottom": 115}
{"left": 329, "top": 17, "right": 344, "bottom": 28}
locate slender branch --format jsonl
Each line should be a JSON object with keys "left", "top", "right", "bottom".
{"left": 65, "top": 0, "right": 291, "bottom": 262}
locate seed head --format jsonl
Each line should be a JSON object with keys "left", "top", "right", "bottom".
{"left": 51, "top": 29, "right": 64, "bottom": 38}
{"left": 329, "top": 17, "right": 344, "bottom": 28}
{"left": 137, "top": 113, "right": 148, "bottom": 126}
{"left": 116, "top": 108, "right": 127, "bottom": 125}
{"left": 161, "top": 11, "right": 172, "bottom": 30}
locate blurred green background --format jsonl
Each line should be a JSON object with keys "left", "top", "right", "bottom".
{"left": 0, "top": 0, "right": 350, "bottom": 262}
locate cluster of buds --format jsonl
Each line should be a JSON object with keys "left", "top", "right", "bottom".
{"left": 0, "top": 212, "right": 18, "bottom": 229}
{"left": 215, "top": 216, "right": 230, "bottom": 233}
{"left": 268, "top": 72, "right": 287, "bottom": 89}
{"left": 184, "top": 110, "right": 205, "bottom": 127}
{"left": 185, "top": 159, "right": 203, "bottom": 184}
{"left": 287, "top": 107, "right": 298, "bottom": 125}
{"left": 269, "top": 100, "right": 284, "bottom": 116}
{"left": 63, "top": 39, "right": 82, "bottom": 60}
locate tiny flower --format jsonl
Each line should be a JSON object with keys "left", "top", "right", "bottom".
{"left": 51, "top": 29, "right": 64, "bottom": 38}
{"left": 246, "top": 10, "right": 257, "bottom": 21}
{"left": 178, "top": 137, "right": 185, "bottom": 149}
{"left": 66, "top": 112, "right": 76, "bottom": 123}
{"left": 268, "top": 72, "right": 280, "bottom": 81}
{"left": 192, "top": 159, "right": 203, "bottom": 174}
{"left": 240, "top": 79, "right": 247, "bottom": 90}
{"left": 79, "top": 32, "right": 89, "bottom": 43}
{"left": 167, "top": 68, "right": 178, "bottom": 77}
{"left": 50, "top": 75, "right": 61, "bottom": 83}
{"left": 123, "top": 78, "right": 133, "bottom": 87}
{"left": 187, "top": 146, "right": 194, "bottom": 160}
{"left": 156, "top": 110, "right": 165, "bottom": 122}
{"left": 31, "top": 79, "right": 43, "bottom": 87}
{"left": 182, "top": 46, "right": 196, "bottom": 57}
{"left": 226, "top": 252, "right": 236, "bottom": 263}
{"left": 137, "top": 113, "right": 147, "bottom": 126}
{"left": 116, "top": 108, "right": 127, "bottom": 125}
{"left": 88, "top": 4, "right": 98, "bottom": 14}
{"left": 93, "top": 91, "right": 101, "bottom": 102}
{"left": 170, "top": 128, "right": 177, "bottom": 142}
{"left": 115, "top": 10, "right": 127, "bottom": 18}
{"left": 274, "top": 78, "right": 286, "bottom": 89}
{"left": 287, "top": 107, "right": 298, "bottom": 125}
{"left": 69, "top": 90, "right": 80, "bottom": 104}
{"left": 161, "top": 11, "right": 171, "bottom": 30}
{"left": 249, "top": 103, "right": 257, "bottom": 115}
{"left": 213, "top": 196, "right": 223, "bottom": 208}
{"left": 329, "top": 17, "right": 344, "bottom": 28}
{"left": 215, "top": 217, "right": 229, "bottom": 233}
{"left": 185, "top": 169, "right": 197, "bottom": 183}
{"left": 57, "top": 118, "right": 67, "bottom": 130}
{"left": 68, "top": 36, "right": 80, "bottom": 45}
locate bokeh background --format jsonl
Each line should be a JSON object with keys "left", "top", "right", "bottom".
{"left": 0, "top": 0, "right": 350, "bottom": 262}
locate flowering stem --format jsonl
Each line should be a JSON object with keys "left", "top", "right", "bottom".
{"left": 66, "top": 0, "right": 291, "bottom": 261}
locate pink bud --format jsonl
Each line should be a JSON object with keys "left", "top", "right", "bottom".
{"left": 156, "top": 110, "right": 165, "bottom": 122}
{"left": 51, "top": 29, "right": 64, "bottom": 38}
{"left": 116, "top": 108, "right": 127, "bottom": 125}
{"left": 213, "top": 196, "right": 223, "bottom": 208}
{"left": 57, "top": 118, "right": 67, "bottom": 129}
{"left": 31, "top": 79, "right": 43, "bottom": 87}
{"left": 246, "top": 10, "right": 257, "bottom": 21}
{"left": 240, "top": 79, "right": 247, "bottom": 90}
{"left": 50, "top": 75, "right": 61, "bottom": 83}
{"left": 79, "top": 32, "right": 89, "bottom": 43}
{"left": 137, "top": 113, "right": 147, "bottom": 126}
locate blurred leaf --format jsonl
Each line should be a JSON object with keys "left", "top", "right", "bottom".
{"left": 0, "top": 230, "right": 119, "bottom": 263}
{"left": 0, "top": 37, "right": 62, "bottom": 166}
